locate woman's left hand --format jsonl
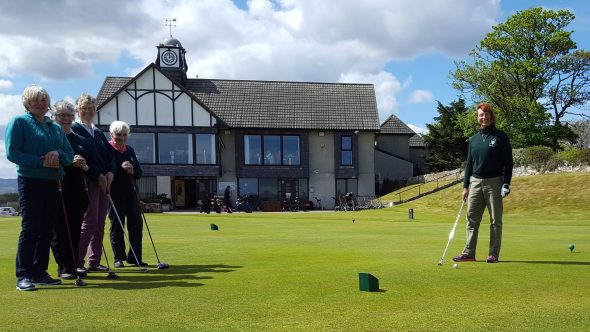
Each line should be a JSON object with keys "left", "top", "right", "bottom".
{"left": 122, "top": 161, "right": 134, "bottom": 175}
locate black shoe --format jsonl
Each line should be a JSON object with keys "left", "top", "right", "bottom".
{"left": 128, "top": 261, "right": 149, "bottom": 267}
{"left": 88, "top": 264, "right": 109, "bottom": 272}
{"left": 59, "top": 273, "right": 76, "bottom": 280}
{"left": 33, "top": 274, "right": 62, "bottom": 286}
{"left": 114, "top": 260, "right": 125, "bottom": 268}
{"left": 16, "top": 278, "right": 36, "bottom": 291}
{"left": 76, "top": 269, "right": 87, "bottom": 278}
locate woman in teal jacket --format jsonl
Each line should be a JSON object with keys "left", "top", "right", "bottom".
{"left": 5, "top": 85, "right": 73, "bottom": 291}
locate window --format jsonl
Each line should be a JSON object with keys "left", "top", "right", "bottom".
{"left": 282, "top": 136, "right": 300, "bottom": 165}
{"left": 264, "top": 136, "right": 281, "bottom": 165}
{"left": 159, "top": 133, "right": 193, "bottom": 164}
{"left": 244, "top": 134, "right": 300, "bottom": 166}
{"left": 238, "top": 178, "right": 258, "bottom": 197}
{"left": 244, "top": 135, "right": 262, "bottom": 165}
{"left": 136, "top": 176, "right": 157, "bottom": 200}
{"left": 336, "top": 178, "right": 358, "bottom": 197}
{"left": 341, "top": 135, "right": 353, "bottom": 166}
{"left": 127, "top": 133, "right": 155, "bottom": 164}
{"left": 196, "top": 134, "right": 216, "bottom": 164}
{"left": 259, "top": 178, "right": 278, "bottom": 201}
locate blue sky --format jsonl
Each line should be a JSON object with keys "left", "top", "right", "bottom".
{"left": 1, "top": 0, "right": 589, "bottom": 178}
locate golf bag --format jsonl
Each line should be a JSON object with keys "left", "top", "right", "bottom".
{"left": 235, "top": 196, "right": 252, "bottom": 213}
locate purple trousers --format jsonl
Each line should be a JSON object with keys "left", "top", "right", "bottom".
{"left": 78, "top": 179, "right": 109, "bottom": 267}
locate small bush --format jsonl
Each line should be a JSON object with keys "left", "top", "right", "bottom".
{"left": 523, "top": 146, "right": 554, "bottom": 171}
{"left": 557, "top": 147, "right": 590, "bottom": 165}
{"left": 512, "top": 148, "right": 526, "bottom": 167}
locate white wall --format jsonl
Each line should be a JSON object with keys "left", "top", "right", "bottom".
{"left": 308, "top": 131, "right": 336, "bottom": 209}
{"left": 357, "top": 132, "right": 376, "bottom": 197}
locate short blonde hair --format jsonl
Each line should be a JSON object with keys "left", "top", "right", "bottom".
{"left": 109, "top": 120, "right": 130, "bottom": 136}
{"left": 76, "top": 93, "right": 96, "bottom": 111}
{"left": 22, "top": 85, "right": 50, "bottom": 112}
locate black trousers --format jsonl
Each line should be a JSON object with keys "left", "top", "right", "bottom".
{"left": 109, "top": 191, "right": 143, "bottom": 263}
{"left": 51, "top": 178, "right": 88, "bottom": 275}
{"left": 16, "top": 177, "right": 59, "bottom": 280}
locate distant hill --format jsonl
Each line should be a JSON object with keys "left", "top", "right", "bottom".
{"left": 0, "top": 178, "right": 18, "bottom": 194}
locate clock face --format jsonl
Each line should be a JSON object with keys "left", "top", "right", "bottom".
{"left": 161, "top": 50, "right": 178, "bottom": 66}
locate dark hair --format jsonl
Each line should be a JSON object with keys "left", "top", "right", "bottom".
{"left": 476, "top": 102, "right": 496, "bottom": 125}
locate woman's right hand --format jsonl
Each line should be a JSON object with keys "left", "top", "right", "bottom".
{"left": 42, "top": 151, "right": 59, "bottom": 168}
{"left": 462, "top": 188, "right": 469, "bottom": 201}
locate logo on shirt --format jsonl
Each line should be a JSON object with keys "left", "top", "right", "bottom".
{"left": 489, "top": 138, "right": 497, "bottom": 147}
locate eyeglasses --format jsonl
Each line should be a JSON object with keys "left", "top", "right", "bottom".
{"left": 78, "top": 107, "right": 95, "bottom": 113}
{"left": 56, "top": 113, "right": 75, "bottom": 118}
{"left": 112, "top": 133, "right": 128, "bottom": 137}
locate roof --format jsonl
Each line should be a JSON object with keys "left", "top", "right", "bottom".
{"left": 409, "top": 134, "right": 426, "bottom": 147}
{"left": 97, "top": 65, "right": 380, "bottom": 131}
{"left": 379, "top": 114, "right": 415, "bottom": 135}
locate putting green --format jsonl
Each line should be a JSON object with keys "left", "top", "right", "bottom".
{"left": 0, "top": 173, "right": 588, "bottom": 331}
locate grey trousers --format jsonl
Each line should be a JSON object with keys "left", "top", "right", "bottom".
{"left": 463, "top": 176, "right": 503, "bottom": 258}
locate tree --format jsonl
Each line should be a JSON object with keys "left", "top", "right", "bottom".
{"left": 569, "top": 119, "right": 590, "bottom": 148}
{"left": 423, "top": 99, "right": 470, "bottom": 171}
{"left": 452, "top": 7, "right": 590, "bottom": 150}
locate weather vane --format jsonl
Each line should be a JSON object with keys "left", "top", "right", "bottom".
{"left": 165, "top": 18, "right": 177, "bottom": 37}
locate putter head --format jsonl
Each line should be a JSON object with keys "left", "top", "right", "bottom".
{"left": 437, "top": 261, "right": 443, "bottom": 266}
{"left": 75, "top": 278, "right": 87, "bottom": 287}
{"left": 107, "top": 272, "right": 119, "bottom": 279}
{"left": 140, "top": 267, "right": 149, "bottom": 273}
{"left": 156, "top": 262, "right": 169, "bottom": 269}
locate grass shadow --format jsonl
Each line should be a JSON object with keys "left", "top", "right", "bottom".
{"left": 57, "top": 264, "right": 244, "bottom": 290}
{"left": 501, "top": 260, "right": 590, "bottom": 266}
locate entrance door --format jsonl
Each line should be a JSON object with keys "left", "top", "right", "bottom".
{"left": 174, "top": 180, "right": 185, "bottom": 207}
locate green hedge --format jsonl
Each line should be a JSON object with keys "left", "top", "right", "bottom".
{"left": 514, "top": 146, "right": 590, "bottom": 172}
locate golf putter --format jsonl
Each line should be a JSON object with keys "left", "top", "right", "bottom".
{"left": 107, "top": 193, "right": 148, "bottom": 273}
{"left": 437, "top": 200, "right": 466, "bottom": 266}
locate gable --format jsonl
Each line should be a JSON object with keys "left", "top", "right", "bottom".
{"left": 96, "top": 65, "right": 217, "bottom": 128}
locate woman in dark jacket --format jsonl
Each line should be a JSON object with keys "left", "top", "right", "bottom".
{"left": 107, "top": 120, "right": 146, "bottom": 268}
{"left": 50, "top": 101, "right": 91, "bottom": 280}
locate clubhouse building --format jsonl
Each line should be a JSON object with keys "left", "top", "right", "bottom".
{"left": 96, "top": 37, "right": 421, "bottom": 210}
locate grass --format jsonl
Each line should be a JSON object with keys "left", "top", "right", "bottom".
{"left": 0, "top": 172, "right": 589, "bottom": 331}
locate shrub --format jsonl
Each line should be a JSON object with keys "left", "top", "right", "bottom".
{"left": 522, "top": 146, "right": 554, "bottom": 171}
{"left": 557, "top": 147, "right": 590, "bottom": 165}
{"left": 512, "top": 148, "right": 526, "bottom": 167}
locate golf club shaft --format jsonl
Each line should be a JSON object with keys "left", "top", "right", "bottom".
{"left": 107, "top": 193, "right": 145, "bottom": 272}
{"left": 55, "top": 171, "right": 84, "bottom": 284}
{"left": 129, "top": 175, "right": 162, "bottom": 264}
{"left": 438, "top": 200, "right": 466, "bottom": 265}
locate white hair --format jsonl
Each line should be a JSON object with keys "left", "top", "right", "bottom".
{"left": 109, "top": 120, "right": 130, "bottom": 135}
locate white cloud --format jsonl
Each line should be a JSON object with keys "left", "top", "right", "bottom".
{"left": 407, "top": 124, "right": 429, "bottom": 135}
{"left": 0, "top": 0, "right": 501, "bottom": 82}
{"left": 0, "top": 93, "right": 23, "bottom": 178}
{"left": 339, "top": 71, "right": 402, "bottom": 122}
{"left": 0, "top": 79, "right": 12, "bottom": 91}
{"left": 409, "top": 90, "right": 435, "bottom": 104}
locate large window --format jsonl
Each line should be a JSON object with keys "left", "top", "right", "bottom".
{"left": 259, "top": 178, "right": 278, "bottom": 201}
{"left": 282, "top": 136, "right": 300, "bottom": 165}
{"left": 244, "top": 135, "right": 262, "bottom": 165}
{"left": 127, "top": 133, "right": 155, "bottom": 164}
{"left": 159, "top": 133, "right": 193, "bottom": 164}
{"left": 238, "top": 178, "right": 258, "bottom": 196}
{"left": 341, "top": 135, "right": 353, "bottom": 166}
{"left": 195, "top": 134, "right": 216, "bottom": 164}
{"left": 264, "top": 136, "right": 281, "bottom": 165}
{"left": 244, "top": 134, "right": 300, "bottom": 166}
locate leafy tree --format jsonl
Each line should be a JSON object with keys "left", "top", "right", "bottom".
{"left": 452, "top": 7, "right": 589, "bottom": 150}
{"left": 423, "top": 99, "right": 469, "bottom": 171}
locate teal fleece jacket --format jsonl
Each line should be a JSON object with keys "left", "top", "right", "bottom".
{"left": 5, "top": 113, "right": 73, "bottom": 180}
{"left": 463, "top": 125, "right": 513, "bottom": 188}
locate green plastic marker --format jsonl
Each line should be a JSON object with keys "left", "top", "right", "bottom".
{"left": 568, "top": 244, "right": 575, "bottom": 253}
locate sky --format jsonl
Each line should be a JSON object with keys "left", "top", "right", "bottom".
{"left": 1, "top": 0, "right": 589, "bottom": 179}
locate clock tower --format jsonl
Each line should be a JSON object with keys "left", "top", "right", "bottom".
{"left": 156, "top": 37, "right": 188, "bottom": 85}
